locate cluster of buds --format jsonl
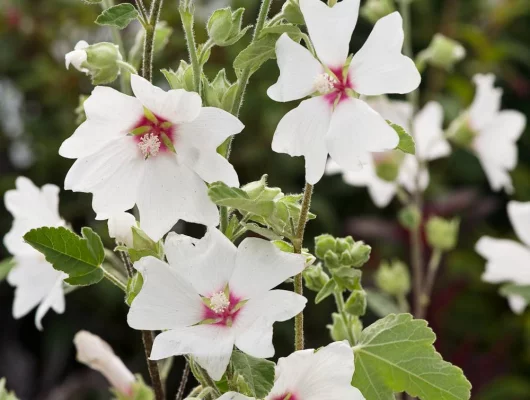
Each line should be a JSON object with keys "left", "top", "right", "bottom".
{"left": 426, "top": 216, "right": 460, "bottom": 251}
{"left": 375, "top": 259, "right": 411, "bottom": 298}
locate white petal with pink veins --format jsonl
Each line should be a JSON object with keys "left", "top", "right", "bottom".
{"left": 130, "top": 74, "right": 202, "bottom": 123}
{"left": 271, "top": 96, "right": 332, "bottom": 184}
{"left": 267, "top": 33, "right": 323, "bottom": 102}
{"left": 299, "top": 0, "right": 360, "bottom": 69}
{"left": 349, "top": 12, "right": 420, "bottom": 96}
{"left": 327, "top": 97, "right": 399, "bottom": 172}
{"left": 508, "top": 201, "right": 530, "bottom": 247}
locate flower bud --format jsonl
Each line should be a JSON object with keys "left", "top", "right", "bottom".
{"left": 417, "top": 34, "right": 466, "bottom": 71}
{"left": 426, "top": 216, "right": 460, "bottom": 251}
{"left": 332, "top": 266, "right": 362, "bottom": 291}
{"left": 335, "top": 236, "right": 354, "bottom": 253}
{"left": 398, "top": 205, "right": 421, "bottom": 230}
{"left": 242, "top": 175, "right": 282, "bottom": 201}
{"left": 282, "top": 0, "right": 305, "bottom": 25}
{"left": 65, "top": 41, "right": 123, "bottom": 85}
{"left": 373, "top": 151, "right": 404, "bottom": 182}
{"left": 350, "top": 241, "right": 371, "bottom": 268}
{"left": 315, "top": 234, "right": 337, "bottom": 259}
{"left": 446, "top": 113, "right": 476, "bottom": 148}
{"left": 203, "top": 69, "right": 237, "bottom": 111}
{"left": 344, "top": 289, "right": 367, "bottom": 316}
{"left": 161, "top": 61, "right": 195, "bottom": 92}
{"left": 207, "top": 8, "right": 250, "bottom": 46}
{"left": 324, "top": 251, "right": 341, "bottom": 270}
{"left": 327, "top": 313, "right": 363, "bottom": 343}
{"left": 361, "top": 0, "right": 395, "bottom": 24}
{"left": 108, "top": 212, "right": 136, "bottom": 248}
{"left": 375, "top": 260, "right": 411, "bottom": 296}
{"left": 74, "top": 331, "right": 135, "bottom": 396}
{"left": 303, "top": 263, "right": 330, "bottom": 292}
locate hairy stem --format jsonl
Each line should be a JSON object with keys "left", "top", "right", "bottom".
{"left": 101, "top": 265, "right": 127, "bottom": 291}
{"left": 418, "top": 249, "right": 443, "bottom": 319}
{"left": 142, "top": 0, "right": 164, "bottom": 82}
{"left": 175, "top": 360, "right": 190, "bottom": 400}
{"left": 292, "top": 183, "right": 314, "bottom": 351}
{"left": 142, "top": 330, "right": 165, "bottom": 400}
{"left": 333, "top": 291, "right": 356, "bottom": 345}
{"left": 179, "top": 4, "right": 202, "bottom": 94}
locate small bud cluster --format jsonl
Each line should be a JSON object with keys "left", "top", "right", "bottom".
{"left": 426, "top": 216, "right": 460, "bottom": 251}
{"left": 375, "top": 260, "right": 411, "bottom": 297}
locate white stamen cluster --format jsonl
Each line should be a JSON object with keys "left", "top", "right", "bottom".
{"left": 313, "top": 73, "right": 336, "bottom": 94}
{"left": 209, "top": 291, "right": 230, "bottom": 314}
{"left": 138, "top": 133, "right": 161, "bottom": 158}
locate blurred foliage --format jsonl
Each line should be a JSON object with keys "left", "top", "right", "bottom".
{"left": 0, "top": 0, "right": 529, "bottom": 399}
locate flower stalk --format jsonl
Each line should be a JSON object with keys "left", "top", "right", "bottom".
{"left": 179, "top": 2, "right": 202, "bottom": 94}
{"left": 142, "top": 0, "right": 164, "bottom": 82}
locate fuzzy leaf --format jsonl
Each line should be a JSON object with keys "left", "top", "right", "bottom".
{"left": 231, "top": 350, "right": 275, "bottom": 398}
{"left": 352, "top": 313, "right": 471, "bottom": 400}
{"left": 365, "top": 289, "right": 401, "bottom": 318}
{"left": 315, "top": 278, "right": 336, "bottom": 304}
{"left": 242, "top": 223, "right": 283, "bottom": 240}
{"left": 388, "top": 121, "right": 416, "bottom": 155}
{"left": 96, "top": 3, "right": 139, "bottom": 29}
{"left": 208, "top": 181, "right": 275, "bottom": 217}
{"left": 23, "top": 226, "right": 105, "bottom": 286}
{"left": 233, "top": 34, "right": 278, "bottom": 77}
{"left": 259, "top": 24, "right": 302, "bottom": 39}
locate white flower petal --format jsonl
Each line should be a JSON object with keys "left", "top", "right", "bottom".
{"left": 397, "top": 155, "right": 429, "bottom": 193}
{"left": 177, "top": 107, "right": 244, "bottom": 187}
{"left": 130, "top": 74, "right": 202, "bottom": 123}
{"left": 59, "top": 86, "right": 144, "bottom": 159}
{"left": 469, "top": 74, "right": 502, "bottom": 131}
{"left": 413, "top": 101, "right": 451, "bottom": 161}
{"left": 230, "top": 238, "right": 305, "bottom": 299}
{"left": 150, "top": 325, "right": 235, "bottom": 381}
{"left": 234, "top": 290, "right": 307, "bottom": 358}
{"left": 127, "top": 256, "right": 204, "bottom": 330}
{"left": 64, "top": 138, "right": 144, "bottom": 219}
{"left": 476, "top": 237, "right": 530, "bottom": 285}
{"left": 508, "top": 201, "right": 530, "bottom": 247}
{"left": 65, "top": 49, "right": 87, "bottom": 71}
{"left": 366, "top": 96, "right": 412, "bottom": 130}
{"left": 327, "top": 97, "right": 399, "bottom": 172}
{"left": 271, "top": 96, "right": 332, "bottom": 184}
{"left": 508, "top": 295, "right": 527, "bottom": 315}
{"left": 366, "top": 175, "right": 397, "bottom": 208}
{"left": 349, "top": 12, "right": 420, "bottom": 96}
{"left": 299, "top": 0, "right": 360, "bottom": 68}
{"left": 135, "top": 155, "right": 219, "bottom": 241}
{"left": 164, "top": 229, "right": 237, "bottom": 296}
{"left": 267, "top": 341, "right": 364, "bottom": 400}
{"left": 35, "top": 274, "right": 65, "bottom": 330}
{"left": 108, "top": 212, "right": 137, "bottom": 247}
{"left": 267, "top": 33, "right": 323, "bottom": 102}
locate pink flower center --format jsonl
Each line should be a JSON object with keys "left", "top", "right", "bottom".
{"left": 130, "top": 111, "right": 175, "bottom": 159}
{"left": 321, "top": 66, "right": 354, "bottom": 106}
{"left": 201, "top": 289, "right": 245, "bottom": 327}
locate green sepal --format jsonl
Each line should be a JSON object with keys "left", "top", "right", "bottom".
{"left": 160, "top": 133, "right": 176, "bottom": 153}
{"left": 126, "top": 273, "right": 144, "bottom": 306}
{"left": 315, "top": 278, "right": 336, "bottom": 304}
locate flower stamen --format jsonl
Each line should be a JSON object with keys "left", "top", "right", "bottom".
{"left": 209, "top": 291, "right": 230, "bottom": 314}
{"left": 313, "top": 73, "right": 337, "bottom": 94}
{"left": 138, "top": 133, "right": 161, "bottom": 159}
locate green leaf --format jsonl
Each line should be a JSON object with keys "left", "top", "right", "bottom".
{"left": 0, "top": 258, "right": 15, "bottom": 282}
{"left": 0, "top": 378, "right": 19, "bottom": 400}
{"left": 365, "top": 289, "right": 401, "bottom": 318}
{"left": 352, "top": 313, "right": 471, "bottom": 400}
{"left": 23, "top": 226, "right": 105, "bottom": 285}
{"left": 233, "top": 34, "right": 278, "bottom": 77}
{"left": 499, "top": 283, "right": 530, "bottom": 302}
{"left": 388, "top": 121, "right": 416, "bottom": 155}
{"left": 231, "top": 350, "right": 275, "bottom": 398}
{"left": 242, "top": 223, "right": 283, "bottom": 240}
{"left": 315, "top": 278, "right": 336, "bottom": 304}
{"left": 259, "top": 24, "right": 302, "bottom": 39}
{"left": 208, "top": 181, "right": 275, "bottom": 217}
{"left": 96, "top": 3, "right": 139, "bottom": 29}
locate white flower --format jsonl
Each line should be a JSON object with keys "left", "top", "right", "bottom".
{"left": 467, "top": 74, "right": 526, "bottom": 193}
{"left": 3, "top": 177, "right": 67, "bottom": 330}
{"left": 59, "top": 74, "right": 244, "bottom": 241}
{"left": 326, "top": 99, "right": 448, "bottom": 207}
{"left": 127, "top": 228, "right": 306, "bottom": 380}
{"left": 108, "top": 212, "right": 137, "bottom": 247}
{"left": 268, "top": 0, "right": 420, "bottom": 184}
{"left": 74, "top": 331, "right": 135, "bottom": 396}
{"left": 65, "top": 40, "right": 89, "bottom": 73}
{"left": 476, "top": 201, "right": 530, "bottom": 314}
{"left": 219, "top": 341, "right": 365, "bottom": 400}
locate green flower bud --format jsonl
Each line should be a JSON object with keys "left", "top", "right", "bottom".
{"left": 161, "top": 61, "right": 195, "bottom": 92}
{"left": 315, "top": 234, "right": 337, "bottom": 259}
{"left": 327, "top": 312, "right": 349, "bottom": 342}
{"left": 375, "top": 260, "right": 411, "bottom": 296}
{"left": 303, "top": 263, "right": 330, "bottom": 292}
{"left": 333, "top": 267, "right": 362, "bottom": 291}
{"left": 344, "top": 289, "right": 367, "bottom": 316}
{"left": 324, "top": 251, "right": 341, "bottom": 270}
{"left": 398, "top": 205, "right": 422, "bottom": 230}
{"left": 373, "top": 151, "right": 404, "bottom": 182}
{"left": 282, "top": 0, "right": 305, "bottom": 25}
{"left": 426, "top": 216, "right": 460, "bottom": 251}
{"left": 350, "top": 241, "right": 371, "bottom": 268}
{"left": 361, "top": 0, "right": 395, "bottom": 24}
{"left": 207, "top": 8, "right": 250, "bottom": 47}
{"left": 203, "top": 69, "right": 238, "bottom": 111}
{"left": 242, "top": 175, "right": 282, "bottom": 201}
{"left": 336, "top": 237, "right": 354, "bottom": 253}
{"left": 66, "top": 41, "right": 123, "bottom": 85}
{"left": 417, "top": 33, "right": 466, "bottom": 71}
{"left": 446, "top": 113, "right": 476, "bottom": 148}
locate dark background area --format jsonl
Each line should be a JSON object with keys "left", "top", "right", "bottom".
{"left": 1, "top": 0, "right": 530, "bottom": 398}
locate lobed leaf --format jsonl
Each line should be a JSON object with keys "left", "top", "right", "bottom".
{"left": 231, "top": 350, "right": 275, "bottom": 398}
{"left": 96, "top": 3, "right": 139, "bottom": 29}
{"left": 208, "top": 181, "right": 275, "bottom": 217}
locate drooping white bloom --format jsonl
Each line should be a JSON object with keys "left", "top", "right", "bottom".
{"left": 326, "top": 99, "right": 448, "bottom": 207}
{"left": 59, "top": 74, "right": 244, "bottom": 241}
{"left": 476, "top": 201, "right": 530, "bottom": 314}
{"left": 268, "top": 0, "right": 421, "bottom": 184}
{"left": 127, "top": 228, "right": 306, "bottom": 380}
{"left": 108, "top": 212, "right": 137, "bottom": 247}
{"left": 3, "top": 177, "right": 67, "bottom": 330}
{"left": 74, "top": 331, "right": 136, "bottom": 396}
{"left": 219, "top": 341, "right": 365, "bottom": 400}
{"left": 65, "top": 40, "right": 89, "bottom": 73}
{"left": 463, "top": 74, "right": 526, "bottom": 193}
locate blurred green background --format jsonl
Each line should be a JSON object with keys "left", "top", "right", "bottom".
{"left": 1, "top": 0, "right": 530, "bottom": 398}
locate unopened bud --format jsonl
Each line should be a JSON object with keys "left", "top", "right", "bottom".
{"left": 344, "top": 289, "right": 367, "bottom": 316}
{"left": 361, "top": 0, "right": 395, "bottom": 24}
{"left": 350, "top": 241, "right": 371, "bottom": 267}
{"left": 65, "top": 41, "right": 123, "bottom": 85}
{"left": 398, "top": 205, "right": 421, "bottom": 230}
{"left": 373, "top": 151, "right": 404, "bottom": 182}
{"left": 375, "top": 260, "right": 411, "bottom": 296}
{"left": 282, "top": 0, "right": 304, "bottom": 25}
{"left": 324, "top": 251, "right": 341, "bottom": 270}
{"left": 74, "top": 331, "right": 135, "bottom": 396}
{"left": 207, "top": 8, "right": 250, "bottom": 47}
{"left": 108, "top": 212, "right": 136, "bottom": 248}
{"left": 162, "top": 61, "right": 195, "bottom": 92}
{"left": 417, "top": 34, "right": 466, "bottom": 71}
{"left": 426, "top": 216, "right": 460, "bottom": 251}
{"left": 332, "top": 266, "right": 362, "bottom": 291}
{"left": 315, "top": 234, "right": 337, "bottom": 259}
{"left": 303, "top": 263, "right": 329, "bottom": 292}
{"left": 327, "top": 312, "right": 349, "bottom": 342}
{"left": 446, "top": 113, "right": 476, "bottom": 148}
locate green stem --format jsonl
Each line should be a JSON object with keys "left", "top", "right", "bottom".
{"left": 292, "top": 183, "right": 314, "bottom": 351}
{"left": 101, "top": 265, "right": 127, "bottom": 292}
{"left": 116, "top": 60, "right": 138, "bottom": 75}
{"left": 179, "top": 3, "right": 202, "bottom": 94}
{"left": 142, "top": 0, "right": 164, "bottom": 82}
{"left": 190, "top": 359, "right": 221, "bottom": 398}
{"left": 418, "top": 249, "right": 443, "bottom": 319}
{"left": 333, "top": 291, "right": 356, "bottom": 345}
{"left": 175, "top": 360, "right": 190, "bottom": 400}
{"left": 141, "top": 330, "right": 165, "bottom": 400}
